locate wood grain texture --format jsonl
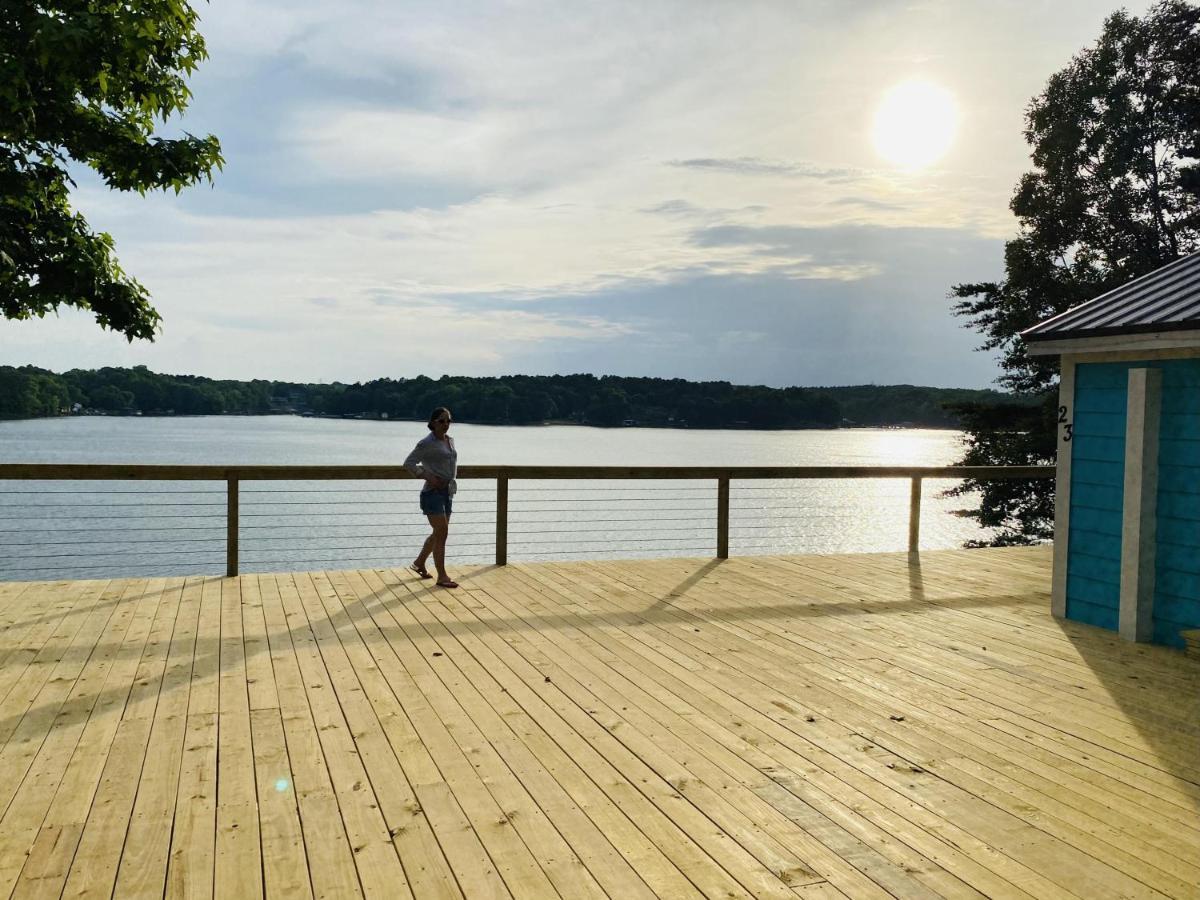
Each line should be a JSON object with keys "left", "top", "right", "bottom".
{"left": 1, "top": 547, "right": 1196, "bottom": 900}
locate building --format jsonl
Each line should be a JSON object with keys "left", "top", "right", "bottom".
{"left": 1023, "top": 252, "right": 1200, "bottom": 648}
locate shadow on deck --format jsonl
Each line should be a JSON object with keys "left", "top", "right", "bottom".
{"left": 0, "top": 546, "right": 1196, "bottom": 899}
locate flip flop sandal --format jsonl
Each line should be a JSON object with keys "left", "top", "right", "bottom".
{"left": 436, "top": 580, "right": 459, "bottom": 589}
{"left": 410, "top": 563, "right": 432, "bottom": 579}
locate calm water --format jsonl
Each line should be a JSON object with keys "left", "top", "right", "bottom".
{"left": 0, "top": 416, "right": 988, "bottom": 580}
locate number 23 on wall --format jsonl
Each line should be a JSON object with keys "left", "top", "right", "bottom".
{"left": 1058, "top": 406, "right": 1074, "bottom": 442}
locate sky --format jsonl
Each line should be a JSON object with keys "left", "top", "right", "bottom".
{"left": 4, "top": 0, "right": 1152, "bottom": 389}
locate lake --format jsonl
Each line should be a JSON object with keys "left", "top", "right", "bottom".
{"left": 0, "top": 416, "right": 992, "bottom": 580}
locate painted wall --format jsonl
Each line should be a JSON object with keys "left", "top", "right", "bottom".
{"left": 1153, "top": 358, "right": 1200, "bottom": 647}
{"left": 1066, "top": 363, "right": 1127, "bottom": 630}
{"left": 1066, "top": 358, "right": 1200, "bottom": 647}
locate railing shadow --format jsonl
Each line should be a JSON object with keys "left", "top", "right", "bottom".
{"left": 657, "top": 559, "right": 726, "bottom": 606}
{"left": 358, "top": 557, "right": 1034, "bottom": 637}
{"left": 7, "top": 554, "right": 1195, "bottom": 829}
{"left": 0, "top": 556, "right": 1021, "bottom": 749}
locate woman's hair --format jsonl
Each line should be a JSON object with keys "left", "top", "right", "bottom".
{"left": 427, "top": 407, "right": 452, "bottom": 431}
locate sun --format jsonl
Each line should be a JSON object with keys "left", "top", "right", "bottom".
{"left": 871, "top": 80, "right": 959, "bottom": 169}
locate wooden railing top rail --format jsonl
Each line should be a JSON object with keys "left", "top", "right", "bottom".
{"left": 0, "top": 464, "right": 1056, "bottom": 481}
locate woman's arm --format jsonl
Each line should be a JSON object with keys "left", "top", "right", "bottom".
{"left": 403, "top": 442, "right": 426, "bottom": 478}
{"left": 404, "top": 440, "right": 445, "bottom": 487}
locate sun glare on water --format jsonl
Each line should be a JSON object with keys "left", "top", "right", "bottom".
{"left": 872, "top": 80, "right": 959, "bottom": 169}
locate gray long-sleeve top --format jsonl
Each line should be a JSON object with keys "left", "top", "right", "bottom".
{"left": 403, "top": 433, "right": 458, "bottom": 494}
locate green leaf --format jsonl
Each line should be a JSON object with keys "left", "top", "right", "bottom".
{"left": 1, "top": 1, "right": 221, "bottom": 342}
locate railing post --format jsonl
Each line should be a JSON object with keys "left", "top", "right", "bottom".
{"left": 496, "top": 474, "right": 508, "bottom": 566}
{"left": 908, "top": 476, "right": 922, "bottom": 554}
{"left": 717, "top": 474, "right": 730, "bottom": 559}
{"left": 226, "top": 478, "right": 239, "bottom": 577}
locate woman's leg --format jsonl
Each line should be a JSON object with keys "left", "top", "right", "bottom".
{"left": 412, "top": 532, "right": 435, "bottom": 575}
{"left": 427, "top": 514, "right": 453, "bottom": 583}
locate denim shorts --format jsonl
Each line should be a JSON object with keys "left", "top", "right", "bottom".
{"left": 419, "top": 488, "right": 453, "bottom": 517}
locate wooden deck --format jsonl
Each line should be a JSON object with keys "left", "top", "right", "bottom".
{"left": 0, "top": 546, "right": 1197, "bottom": 899}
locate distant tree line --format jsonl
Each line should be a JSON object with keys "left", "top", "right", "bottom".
{"left": 0, "top": 365, "right": 1026, "bottom": 429}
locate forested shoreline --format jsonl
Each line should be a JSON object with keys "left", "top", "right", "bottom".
{"left": 0, "top": 365, "right": 1030, "bottom": 429}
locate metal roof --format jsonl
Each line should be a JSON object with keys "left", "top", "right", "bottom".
{"left": 1022, "top": 251, "right": 1200, "bottom": 342}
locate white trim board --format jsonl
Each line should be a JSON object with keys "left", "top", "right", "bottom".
{"left": 1026, "top": 330, "right": 1200, "bottom": 358}
{"left": 1118, "top": 368, "right": 1161, "bottom": 643}
{"left": 1050, "top": 359, "right": 1076, "bottom": 618}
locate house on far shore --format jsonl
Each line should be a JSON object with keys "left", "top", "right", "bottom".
{"left": 1023, "top": 251, "right": 1200, "bottom": 650}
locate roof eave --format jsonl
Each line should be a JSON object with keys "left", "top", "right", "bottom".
{"left": 1025, "top": 327, "right": 1200, "bottom": 357}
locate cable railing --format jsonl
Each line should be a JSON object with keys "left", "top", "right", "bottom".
{"left": 0, "top": 464, "right": 1054, "bottom": 580}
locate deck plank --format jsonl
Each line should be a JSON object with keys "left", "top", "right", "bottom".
{"left": 0, "top": 580, "right": 90, "bottom": 680}
{"left": 55, "top": 579, "right": 171, "bottom": 899}
{"left": 609, "top": 553, "right": 1199, "bottom": 896}
{"left": 256, "top": 573, "right": 361, "bottom": 900}
{"left": 0, "top": 547, "right": 1197, "bottom": 899}
{"left": 316, "top": 568, "right": 564, "bottom": 900}
{"left": 678, "top": 553, "right": 1200, "bottom": 825}
{"left": 542, "top": 556, "right": 1180, "bottom": 900}
{"left": 214, "top": 577, "right": 264, "bottom": 900}
{"left": 356, "top": 571, "right": 702, "bottom": 899}
{"left": 361, "top": 575, "right": 666, "bottom": 900}
{"left": 469, "top": 563, "right": 925, "bottom": 899}
{"left": 163, "top": 575, "right": 224, "bottom": 900}
{"left": 278, "top": 572, "right": 414, "bottom": 900}
{"left": 489, "top": 562, "right": 1015, "bottom": 898}
{"left": 112, "top": 577, "right": 202, "bottom": 899}
{"left": 512, "top": 559, "right": 1062, "bottom": 900}
{"left": 1, "top": 579, "right": 157, "bottom": 898}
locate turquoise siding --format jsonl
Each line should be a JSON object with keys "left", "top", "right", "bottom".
{"left": 1153, "top": 358, "right": 1200, "bottom": 648}
{"left": 1066, "top": 363, "right": 1127, "bottom": 630}
{"left": 1066, "top": 358, "right": 1200, "bottom": 647}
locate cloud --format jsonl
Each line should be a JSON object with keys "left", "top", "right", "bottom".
{"left": 830, "top": 196, "right": 910, "bottom": 212}
{"left": 639, "top": 199, "right": 708, "bottom": 218}
{"left": 494, "top": 225, "right": 1008, "bottom": 388}
{"left": 668, "top": 157, "right": 864, "bottom": 181}
{"left": 690, "top": 222, "right": 955, "bottom": 258}
{"left": 687, "top": 223, "right": 887, "bottom": 279}
{"left": 290, "top": 106, "right": 510, "bottom": 184}
{"left": 17, "top": 0, "right": 1138, "bottom": 389}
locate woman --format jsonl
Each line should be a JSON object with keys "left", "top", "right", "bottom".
{"left": 404, "top": 407, "right": 458, "bottom": 588}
